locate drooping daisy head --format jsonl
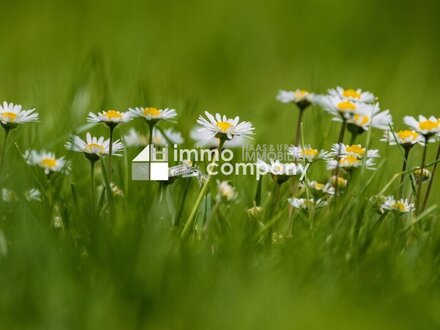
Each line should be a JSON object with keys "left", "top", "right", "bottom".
{"left": 0, "top": 101, "right": 39, "bottom": 129}
{"left": 403, "top": 115, "right": 440, "bottom": 137}
{"left": 414, "top": 167, "right": 431, "bottom": 183}
{"left": 288, "top": 197, "right": 327, "bottom": 210}
{"left": 65, "top": 132, "right": 124, "bottom": 161}
{"left": 329, "top": 87, "right": 376, "bottom": 103}
{"left": 346, "top": 103, "right": 393, "bottom": 134}
{"left": 381, "top": 130, "right": 424, "bottom": 147}
{"left": 129, "top": 106, "right": 177, "bottom": 123}
{"left": 87, "top": 109, "right": 133, "bottom": 127}
{"left": 330, "top": 176, "right": 348, "bottom": 189}
{"left": 378, "top": 196, "right": 415, "bottom": 214}
{"left": 216, "top": 180, "right": 238, "bottom": 203}
{"left": 288, "top": 145, "right": 330, "bottom": 163}
{"left": 197, "top": 111, "right": 254, "bottom": 142}
{"left": 276, "top": 89, "right": 316, "bottom": 110}
{"left": 300, "top": 180, "right": 335, "bottom": 196}
{"left": 23, "top": 150, "right": 70, "bottom": 175}
{"left": 330, "top": 144, "right": 380, "bottom": 159}
{"left": 256, "top": 159, "right": 305, "bottom": 184}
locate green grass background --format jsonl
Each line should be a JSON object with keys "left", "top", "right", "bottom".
{"left": 1, "top": 0, "right": 440, "bottom": 329}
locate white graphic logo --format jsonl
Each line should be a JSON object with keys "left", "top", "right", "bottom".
{"left": 132, "top": 145, "right": 169, "bottom": 181}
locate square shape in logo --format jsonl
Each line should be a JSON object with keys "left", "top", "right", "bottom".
{"left": 150, "top": 162, "right": 169, "bottom": 181}
{"left": 132, "top": 163, "right": 150, "bottom": 181}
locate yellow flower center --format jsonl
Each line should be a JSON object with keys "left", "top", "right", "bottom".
{"left": 419, "top": 120, "right": 438, "bottom": 131}
{"left": 86, "top": 143, "right": 104, "bottom": 153}
{"left": 303, "top": 148, "right": 319, "bottom": 158}
{"left": 216, "top": 121, "right": 233, "bottom": 132}
{"left": 143, "top": 107, "right": 161, "bottom": 117}
{"left": 340, "top": 155, "right": 360, "bottom": 166}
{"left": 294, "top": 90, "right": 309, "bottom": 98}
{"left": 343, "top": 89, "right": 361, "bottom": 99}
{"left": 353, "top": 114, "right": 369, "bottom": 125}
{"left": 337, "top": 101, "right": 356, "bottom": 111}
{"left": 395, "top": 201, "right": 406, "bottom": 212}
{"left": 345, "top": 145, "right": 365, "bottom": 156}
{"left": 1, "top": 112, "right": 17, "bottom": 122}
{"left": 105, "top": 110, "right": 122, "bottom": 120}
{"left": 314, "top": 183, "right": 324, "bottom": 190}
{"left": 40, "top": 158, "right": 57, "bottom": 169}
{"left": 397, "top": 130, "right": 419, "bottom": 141}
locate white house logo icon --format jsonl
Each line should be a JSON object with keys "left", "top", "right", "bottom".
{"left": 132, "top": 145, "right": 169, "bottom": 181}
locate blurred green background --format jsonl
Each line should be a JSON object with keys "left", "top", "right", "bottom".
{"left": 1, "top": 0, "right": 440, "bottom": 329}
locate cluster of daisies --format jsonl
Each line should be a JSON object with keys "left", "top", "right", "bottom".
{"left": 1, "top": 86, "right": 440, "bottom": 224}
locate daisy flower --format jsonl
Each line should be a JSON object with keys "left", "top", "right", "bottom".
{"left": 300, "top": 180, "right": 335, "bottom": 196}
{"left": 24, "top": 188, "right": 42, "bottom": 202}
{"left": 326, "top": 155, "right": 376, "bottom": 170}
{"left": 330, "top": 144, "right": 380, "bottom": 159}
{"left": 318, "top": 95, "right": 368, "bottom": 120}
{"left": 403, "top": 115, "right": 440, "bottom": 137}
{"left": 329, "top": 87, "right": 376, "bottom": 103}
{"left": 0, "top": 101, "right": 39, "bottom": 129}
{"left": 346, "top": 103, "right": 393, "bottom": 133}
{"left": 216, "top": 180, "right": 238, "bottom": 203}
{"left": 288, "top": 198, "right": 327, "bottom": 209}
{"left": 23, "top": 150, "right": 70, "bottom": 175}
{"left": 87, "top": 109, "right": 132, "bottom": 127}
{"left": 190, "top": 126, "right": 248, "bottom": 148}
{"left": 276, "top": 89, "right": 316, "bottom": 110}
{"left": 379, "top": 196, "right": 415, "bottom": 214}
{"left": 256, "top": 159, "right": 305, "bottom": 184}
{"left": 1, "top": 188, "right": 17, "bottom": 202}
{"left": 381, "top": 130, "right": 424, "bottom": 147}
{"left": 129, "top": 106, "right": 177, "bottom": 123}
{"left": 288, "top": 145, "right": 330, "bottom": 163}
{"left": 197, "top": 111, "right": 254, "bottom": 142}
{"left": 65, "top": 132, "right": 124, "bottom": 161}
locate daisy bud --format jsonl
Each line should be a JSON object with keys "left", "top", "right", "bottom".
{"left": 52, "top": 216, "right": 63, "bottom": 229}
{"left": 414, "top": 167, "right": 431, "bottom": 183}
{"left": 330, "top": 176, "right": 348, "bottom": 189}
{"left": 247, "top": 204, "right": 264, "bottom": 219}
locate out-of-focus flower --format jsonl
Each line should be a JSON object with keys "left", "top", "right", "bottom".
{"left": 288, "top": 197, "right": 327, "bottom": 209}
{"left": 414, "top": 167, "right": 431, "bottom": 183}
{"left": 23, "top": 150, "right": 70, "bottom": 175}
{"left": 276, "top": 89, "right": 317, "bottom": 110}
{"left": 124, "top": 128, "right": 183, "bottom": 148}
{"left": 378, "top": 196, "right": 415, "bottom": 214}
{"left": 330, "top": 176, "right": 348, "bottom": 189}
{"left": 1, "top": 188, "right": 17, "bottom": 202}
{"left": 330, "top": 144, "right": 380, "bottom": 159}
{"left": 256, "top": 159, "right": 305, "bottom": 184}
{"left": 24, "top": 188, "right": 42, "bottom": 202}
{"left": 346, "top": 103, "right": 392, "bottom": 134}
{"left": 327, "top": 155, "right": 376, "bottom": 170}
{"left": 216, "top": 180, "right": 237, "bottom": 203}
{"left": 301, "top": 180, "right": 335, "bottom": 196}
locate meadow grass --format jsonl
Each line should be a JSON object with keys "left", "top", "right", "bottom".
{"left": 1, "top": 0, "right": 440, "bottom": 329}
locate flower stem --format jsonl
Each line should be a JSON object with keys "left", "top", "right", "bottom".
{"left": 333, "top": 120, "right": 347, "bottom": 196}
{"left": 349, "top": 131, "right": 358, "bottom": 145}
{"left": 416, "top": 141, "right": 428, "bottom": 214}
{"left": 422, "top": 143, "right": 440, "bottom": 211}
{"left": 148, "top": 122, "right": 155, "bottom": 146}
{"left": 399, "top": 147, "right": 411, "bottom": 198}
{"left": 0, "top": 128, "right": 10, "bottom": 176}
{"left": 181, "top": 139, "right": 225, "bottom": 240}
{"left": 108, "top": 125, "right": 114, "bottom": 184}
{"left": 294, "top": 109, "right": 304, "bottom": 146}
{"left": 90, "top": 160, "right": 97, "bottom": 209}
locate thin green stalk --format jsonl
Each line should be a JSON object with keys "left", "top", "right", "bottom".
{"left": 148, "top": 121, "right": 155, "bottom": 146}
{"left": 399, "top": 147, "right": 411, "bottom": 198}
{"left": 0, "top": 128, "right": 10, "bottom": 176}
{"left": 294, "top": 109, "right": 304, "bottom": 146}
{"left": 181, "top": 139, "right": 225, "bottom": 240}
{"left": 108, "top": 125, "right": 114, "bottom": 183}
{"left": 90, "top": 160, "right": 97, "bottom": 209}
{"left": 333, "top": 119, "right": 347, "bottom": 196}
{"left": 349, "top": 131, "right": 358, "bottom": 145}
{"left": 416, "top": 141, "right": 428, "bottom": 213}
{"left": 422, "top": 143, "right": 440, "bottom": 211}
